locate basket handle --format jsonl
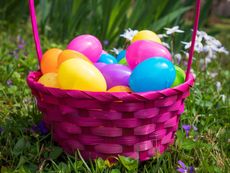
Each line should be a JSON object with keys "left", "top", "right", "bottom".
{"left": 29, "top": 0, "right": 42, "bottom": 63}
{"left": 29, "top": 0, "right": 201, "bottom": 79}
{"left": 185, "top": 0, "right": 201, "bottom": 80}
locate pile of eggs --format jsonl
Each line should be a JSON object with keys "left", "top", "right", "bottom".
{"left": 38, "top": 30, "right": 186, "bottom": 92}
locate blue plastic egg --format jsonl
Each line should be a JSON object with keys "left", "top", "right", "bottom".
{"left": 117, "top": 50, "right": 126, "bottom": 62}
{"left": 98, "top": 54, "right": 117, "bottom": 64}
{"left": 129, "top": 57, "right": 176, "bottom": 92}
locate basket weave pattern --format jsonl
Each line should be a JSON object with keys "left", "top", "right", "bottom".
{"left": 27, "top": 71, "right": 194, "bottom": 161}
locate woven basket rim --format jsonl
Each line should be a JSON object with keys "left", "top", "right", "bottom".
{"left": 27, "top": 71, "right": 195, "bottom": 101}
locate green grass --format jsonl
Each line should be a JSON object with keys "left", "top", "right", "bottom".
{"left": 1, "top": 0, "right": 195, "bottom": 49}
{"left": 0, "top": 20, "right": 230, "bottom": 173}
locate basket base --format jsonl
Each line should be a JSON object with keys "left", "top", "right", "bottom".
{"left": 27, "top": 71, "right": 194, "bottom": 161}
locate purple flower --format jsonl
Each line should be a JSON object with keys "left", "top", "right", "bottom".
{"left": 177, "top": 160, "right": 195, "bottom": 173}
{"left": 182, "top": 124, "right": 199, "bottom": 141}
{"left": 103, "top": 40, "right": 109, "bottom": 46}
{"left": 6, "top": 80, "right": 13, "bottom": 86}
{"left": 189, "top": 166, "right": 195, "bottom": 173}
{"left": 10, "top": 49, "right": 19, "bottom": 59}
{"left": 32, "top": 120, "right": 49, "bottom": 135}
{"left": 17, "top": 35, "right": 26, "bottom": 50}
{"left": 182, "top": 125, "right": 191, "bottom": 138}
{"left": 9, "top": 36, "right": 26, "bottom": 59}
{"left": 192, "top": 125, "right": 198, "bottom": 132}
{"left": 177, "top": 160, "right": 187, "bottom": 172}
{"left": 192, "top": 125, "right": 198, "bottom": 141}
{"left": 0, "top": 127, "right": 3, "bottom": 133}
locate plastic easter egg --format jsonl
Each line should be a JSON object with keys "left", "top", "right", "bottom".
{"left": 41, "top": 48, "right": 62, "bottom": 74}
{"left": 57, "top": 49, "right": 91, "bottom": 67}
{"left": 67, "top": 34, "right": 102, "bottom": 62}
{"left": 117, "top": 50, "right": 126, "bottom": 62}
{"left": 132, "top": 30, "right": 162, "bottom": 44}
{"left": 126, "top": 40, "right": 172, "bottom": 69}
{"left": 108, "top": 86, "right": 131, "bottom": 92}
{"left": 98, "top": 54, "right": 117, "bottom": 64}
{"left": 100, "top": 64, "right": 131, "bottom": 89}
{"left": 118, "top": 57, "right": 127, "bottom": 65}
{"left": 58, "top": 58, "right": 107, "bottom": 91}
{"left": 171, "top": 66, "right": 185, "bottom": 87}
{"left": 129, "top": 57, "right": 176, "bottom": 92}
{"left": 101, "top": 50, "right": 108, "bottom": 55}
{"left": 38, "top": 73, "right": 59, "bottom": 88}
{"left": 94, "top": 62, "right": 107, "bottom": 70}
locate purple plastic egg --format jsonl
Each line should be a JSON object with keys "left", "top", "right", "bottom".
{"left": 99, "top": 64, "right": 132, "bottom": 89}
{"left": 94, "top": 62, "right": 107, "bottom": 70}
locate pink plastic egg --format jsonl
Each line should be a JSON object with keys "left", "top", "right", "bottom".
{"left": 126, "top": 40, "right": 172, "bottom": 69}
{"left": 67, "top": 34, "right": 102, "bottom": 62}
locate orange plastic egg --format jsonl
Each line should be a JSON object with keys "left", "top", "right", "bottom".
{"left": 38, "top": 73, "right": 59, "bottom": 88}
{"left": 108, "top": 86, "right": 132, "bottom": 92}
{"left": 57, "top": 49, "right": 91, "bottom": 67}
{"left": 41, "top": 48, "right": 62, "bottom": 74}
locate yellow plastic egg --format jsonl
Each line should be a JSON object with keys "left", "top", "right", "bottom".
{"left": 131, "top": 30, "right": 162, "bottom": 44}
{"left": 38, "top": 73, "right": 59, "bottom": 88}
{"left": 41, "top": 48, "right": 62, "bottom": 74}
{"left": 57, "top": 58, "right": 107, "bottom": 91}
{"left": 57, "top": 49, "right": 91, "bottom": 67}
{"left": 108, "top": 86, "right": 132, "bottom": 92}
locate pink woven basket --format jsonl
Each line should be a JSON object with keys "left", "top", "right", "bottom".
{"left": 27, "top": 0, "right": 201, "bottom": 161}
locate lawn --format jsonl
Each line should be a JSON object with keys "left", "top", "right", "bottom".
{"left": 0, "top": 8, "right": 230, "bottom": 173}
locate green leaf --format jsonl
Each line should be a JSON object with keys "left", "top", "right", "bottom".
{"left": 1, "top": 166, "right": 12, "bottom": 173}
{"left": 111, "top": 169, "right": 121, "bottom": 173}
{"left": 13, "top": 137, "right": 30, "bottom": 156}
{"left": 95, "top": 158, "right": 106, "bottom": 171}
{"left": 16, "top": 156, "right": 27, "bottom": 169}
{"left": 49, "top": 146, "right": 63, "bottom": 160}
{"left": 180, "top": 139, "right": 196, "bottom": 150}
{"left": 118, "top": 155, "right": 138, "bottom": 172}
{"left": 152, "top": 6, "right": 191, "bottom": 31}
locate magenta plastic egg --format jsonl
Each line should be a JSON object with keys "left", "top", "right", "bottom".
{"left": 101, "top": 50, "right": 108, "bottom": 55}
{"left": 99, "top": 64, "right": 132, "bottom": 89}
{"left": 67, "top": 34, "right": 102, "bottom": 62}
{"left": 126, "top": 40, "right": 172, "bottom": 69}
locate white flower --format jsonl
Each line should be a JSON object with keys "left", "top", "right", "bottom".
{"left": 164, "top": 26, "right": 184, "bottom": 35}
{"left": 220, "top": 94, "right": 226, "bottom": 103}
{"left": 205, "top": 49, "right": 216, "bottom": 61}
{"left": 120, "top": 28, "right": 138, "bottom": 41}
{"left": 182, "top": 51, "right": 196, "bottom": 60}
{"left": 162, "top": 42, "right": 170, "bottom": 49}
{"left": 196, "top": 30, "right": 210, "bottom": 42}
{"left": 110, "top": 48, "right": 122, "bottom": 55}
{"left": 181, "top": 35, "right": 204, "bottom": 53}
{"left": 217, "top": 47, "right": 229, "bottom": 55}
{"left": 216, "top": 81, "right": 222, "bottom": 92}
{"left": 181, "top": 41, "right": 191, "bottom": 50}
{"left": 198, "top": 30, "right": 229, "bottom": 55}
{"left": 208, "top": 72, "right": 218, "bottom": 78}
{"left": 181, "top": 30, "right": 228, "bottom": 67}
{"left": 200, "top": 58, "right": 212, "bottom": 67}
{"left": 158, "top": 34, "right": 168, "bottom": 38}
{"left": 174, "top": 53, "right": 182, "bottom": 63}
{"left": 195, "top": 41, "right": 204, "bottom": 53}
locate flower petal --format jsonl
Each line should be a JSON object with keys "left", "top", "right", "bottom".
{"left": 177, "top": 168, "right": 187, "bottom": 173}
{"left": 178, "top": 160, "right": 187, "bottom": 169}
